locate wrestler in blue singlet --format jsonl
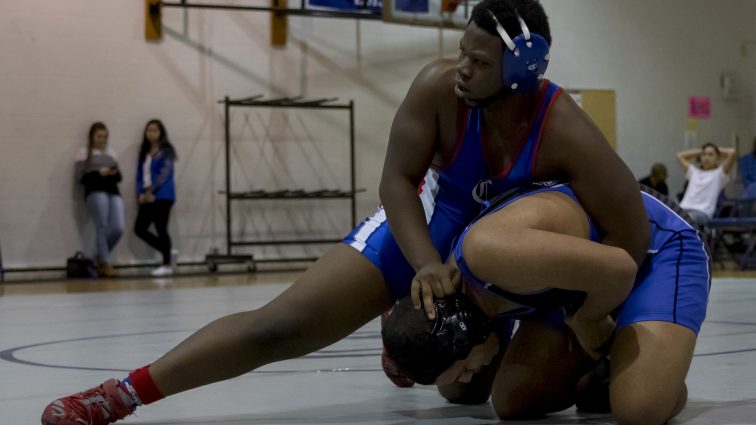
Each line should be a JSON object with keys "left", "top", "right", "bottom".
{"left": 343, "top": 82, "right": 564, "bottom": 300}
{"left": 453, "top": 182, "right": 710, "bottom": 335}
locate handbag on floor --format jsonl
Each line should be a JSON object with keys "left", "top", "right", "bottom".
{"left": 66, "top": 251, "right": 97, "bottom": 278}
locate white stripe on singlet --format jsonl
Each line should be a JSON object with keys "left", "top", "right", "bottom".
{"left": 348, "top": 208, "right": 387, "bottom": 252}
{"left": 419, "top": 169, "right": 441, "bottom": 224}
{"left": 347, "top": 168, "right": 441, "bottom": 253}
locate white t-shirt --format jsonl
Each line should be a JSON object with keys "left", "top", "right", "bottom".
{"left": 679, "top": 165, "right": 729, "bottom": 218}
{"left": 142, "top": 154, "right": 153, "bottom": 189}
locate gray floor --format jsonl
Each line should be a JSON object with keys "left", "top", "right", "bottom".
{"left": 1, "top": 276, "right": 755, "bottom": 424}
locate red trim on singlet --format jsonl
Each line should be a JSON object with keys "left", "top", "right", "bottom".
{"left": 432, "top": 99, "right": 470, "bottom": 171}
{"left": 530, "top": 86, "right": 563, "bottom": 174}
{"left": 488, "top": 80, "right": 552, "bottom": 181}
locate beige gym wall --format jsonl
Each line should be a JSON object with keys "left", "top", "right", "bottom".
{"left": 1, "top": 0, "right": 754, "bottom": 268}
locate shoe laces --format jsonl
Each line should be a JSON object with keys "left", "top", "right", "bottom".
{"left": 68, "top": 381, "right": 134, "bottom": 424}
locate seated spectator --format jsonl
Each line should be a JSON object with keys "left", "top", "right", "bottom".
{"left": 738, "top": 137, "right": 756, "bottom": 198}
{"left": 638, "top": 163, "right": 669, "bottom": 195}
{"left": 676, "top": 143, "right": 736, "bottom": 226}
{"left": 74, "top": 122, "right": 124, "bottom": 277}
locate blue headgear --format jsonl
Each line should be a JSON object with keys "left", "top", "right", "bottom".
{"left": 487, "top": 10, "right": 550, "bottom": 92}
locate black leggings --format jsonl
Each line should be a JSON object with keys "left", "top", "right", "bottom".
{"left": 135, "top": 200, "right": 174, "bottom": 265}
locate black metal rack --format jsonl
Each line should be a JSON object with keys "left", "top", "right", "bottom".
{"left": 0, "top": 239, "right": 4, "bottom": 282}
{"left": 206, "top": 95, "right": 359, "bottom": 272}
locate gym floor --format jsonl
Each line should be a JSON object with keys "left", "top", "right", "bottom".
{"left": 1, "top": 272, "right": 755, "bottom": 424}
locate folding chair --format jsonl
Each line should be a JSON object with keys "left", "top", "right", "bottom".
{"left": 707, "top": 198, "right": 756, "bottom": 269}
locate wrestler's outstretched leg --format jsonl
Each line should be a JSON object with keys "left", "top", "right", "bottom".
{"left": 42, "top": 244, "right": 392, "bottom": 425}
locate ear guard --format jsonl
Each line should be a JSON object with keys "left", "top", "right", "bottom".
{"left": 382, "top": 294, "right": 490, "bottom": 385}
{"left": 487, "top": 10, "right": 550, "bottom": 91}
{"left": 430, "top": 295, "right": 491, "bottom": 360}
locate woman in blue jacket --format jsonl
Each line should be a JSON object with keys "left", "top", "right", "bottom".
{"left": 135, "top": 119, "right": 177, "bottom": 276}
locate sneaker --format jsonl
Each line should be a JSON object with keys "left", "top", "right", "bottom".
{"left": 41, "top": 379, "right": 136, "bottom": 425}
{"left": 95, "top": 258, "right": 116, "bottom": 278}
{"left": 151, "top": 265, "right": 174, "bottom": 276}
{"left": 170, "top": 249, "right": 179, "bottom": 270}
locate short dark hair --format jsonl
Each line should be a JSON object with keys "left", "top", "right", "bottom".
{"left": 382, "top": 294, "right": 490, "bottom": 385}
{"left": 470, "top": 0, "right": 552, "bottom": 46}
{"left": 651, "top": 163, "right": 667, "bottom": 173}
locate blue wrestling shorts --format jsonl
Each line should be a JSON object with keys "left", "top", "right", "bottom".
{"left": 342, "top": 203, "right": 468, "bottom": 301}
{"left": 617, "top": 186, "right": 710, "bottom": 333}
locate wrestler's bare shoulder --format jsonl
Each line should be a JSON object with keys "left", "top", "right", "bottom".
{"left": 410, "top": 59, "right": 459, "bottom": 114}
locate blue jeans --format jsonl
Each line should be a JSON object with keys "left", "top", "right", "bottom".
{"left": 85, "top": 192, "right": 124, "bottom": 262}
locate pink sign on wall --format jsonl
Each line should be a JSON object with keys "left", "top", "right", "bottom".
{"left": 688, "top": 96, "right": 710, "bottom": 119}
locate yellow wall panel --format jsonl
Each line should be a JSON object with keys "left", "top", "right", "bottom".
{"left": 145, "top": 0, "right": 162, "bottom": 41}
{"left": 568, "top": 89, "right": 616, "bottom": 150}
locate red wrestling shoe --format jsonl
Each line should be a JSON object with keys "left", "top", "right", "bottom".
{"left": 41, "top": 379, "right": 136, "bottom": 425}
